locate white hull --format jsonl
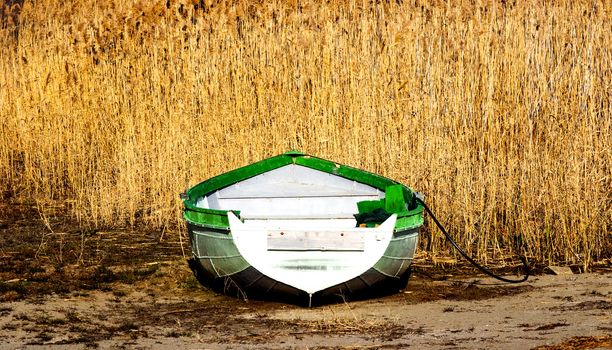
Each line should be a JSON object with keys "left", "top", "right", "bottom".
{"left": 228, "top": 212, "right": 397, "bottom": 295}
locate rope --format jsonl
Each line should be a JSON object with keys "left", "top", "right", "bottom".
{"left": 415, "top": 197, "right": 529, "bottom": 283}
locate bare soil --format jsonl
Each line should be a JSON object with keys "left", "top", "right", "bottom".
{"left": 0, "top": 202, "right": 610, "bottom": 349}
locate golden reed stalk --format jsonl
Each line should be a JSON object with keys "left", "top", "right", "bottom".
{"left": 1, "top": 0, "right": 609, "bottom": 267}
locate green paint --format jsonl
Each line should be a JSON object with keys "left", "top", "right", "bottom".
{"left": 182, "top": 151, "right": 424, "bottom": 231}
{"left": 395, "top": 210, "right": 424, "bottom": 230}
{"left": 183, "top": 210, "right": 241, "bottom": 230}
{"left": 384, "top": 185, "right": 407, "bottom": 213}
{"left": 357, "top": 199, "right": 385, "bottom": 213}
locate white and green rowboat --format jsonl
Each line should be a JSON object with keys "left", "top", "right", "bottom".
{"left": 181, "top": 151, "right": 424, "bottom": 305}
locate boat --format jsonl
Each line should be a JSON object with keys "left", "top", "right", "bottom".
{"left": 181, "top": 151, "right": 424, "bottom": 305}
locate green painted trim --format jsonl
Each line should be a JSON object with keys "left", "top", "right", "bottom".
{"left": 385, "top": 185, "right": 407, "bottom": 213}
{"left": 183, "top": 210, "right": 232, "bottom": 230}
{"left": 183, "top": 154, "right": 293, "bottom": 212}
{"left": 182, "top": 152, "right": 424, "bottom": 231}
{"left": 395, "top": 208, "right": 424, "bottom": 231}
{"left": 294, "top": 156, "right": 398, "bottom": 190}
{"left": 357, "top": 199, "right": 385, "bottom": 213}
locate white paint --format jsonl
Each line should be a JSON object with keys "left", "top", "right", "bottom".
{"left": 195, "top": 163, "right": 399, "bottom": 293}
{"left": 198, "top": 164, "right": 384, "bottom": 226}
{"left": 242, "top": 218, "right": 356, "bottom": 230}
{"left": 229, "top": 212, "right": 397, "bottom": 294}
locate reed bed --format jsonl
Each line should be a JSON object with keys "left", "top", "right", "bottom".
{"left": 1, "top": 0, "right": 609, "bottom": 267}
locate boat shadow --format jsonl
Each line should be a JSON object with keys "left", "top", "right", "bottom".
{"left": 188, "top": 258, "right": 411, "bottom": 307}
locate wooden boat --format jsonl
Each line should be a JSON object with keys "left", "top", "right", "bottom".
{"left": 181, "top": 151, "right": 424, "bottom": 305}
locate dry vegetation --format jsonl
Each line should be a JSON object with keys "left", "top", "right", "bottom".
{"left": 0, "top": 0, "right": 609, "bottom": 267}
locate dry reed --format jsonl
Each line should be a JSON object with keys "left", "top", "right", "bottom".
{"left": 1, "top": 0, "right": 610, "bottom": 267}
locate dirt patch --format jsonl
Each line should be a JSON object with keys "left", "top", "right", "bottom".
{"left": 532, "top": 335, "right": 612, "bottom": 350}
{"left": 389, "top": 272, "right": 536, "bottom": 304}
{"left": 550, "top": 299, "right": 612, "bottom": 312}
{"left": 0, "top": 201, "right": 185, "bottom": 302}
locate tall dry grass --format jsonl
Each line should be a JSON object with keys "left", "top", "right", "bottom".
{"left": 1, "top": 0, "right": 610, "bottom": 267}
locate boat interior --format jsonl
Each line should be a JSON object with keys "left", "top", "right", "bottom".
{"left": 196, "top": 164, "right": 387, "bottom": 229}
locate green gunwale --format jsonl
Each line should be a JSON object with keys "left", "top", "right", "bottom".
{"left": 182, "top": 151, "right": 424, "bottom": 231}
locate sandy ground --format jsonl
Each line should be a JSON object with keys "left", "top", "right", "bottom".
{"left": 0, "top": 203, "right": 610, "bottom": 349}
{"left": 1, "top": 267, "right": 610, "bottom": 349}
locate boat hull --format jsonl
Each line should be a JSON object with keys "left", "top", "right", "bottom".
{"left": 182, "top": 151, "right": 424, "bottom": 305}
{"left": 187, "top": 222, "right": 419, "bottom": 305}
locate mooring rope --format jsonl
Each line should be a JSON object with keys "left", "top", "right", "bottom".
{"left": 414, "top": 196, "right": 529, "bottom": 283}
